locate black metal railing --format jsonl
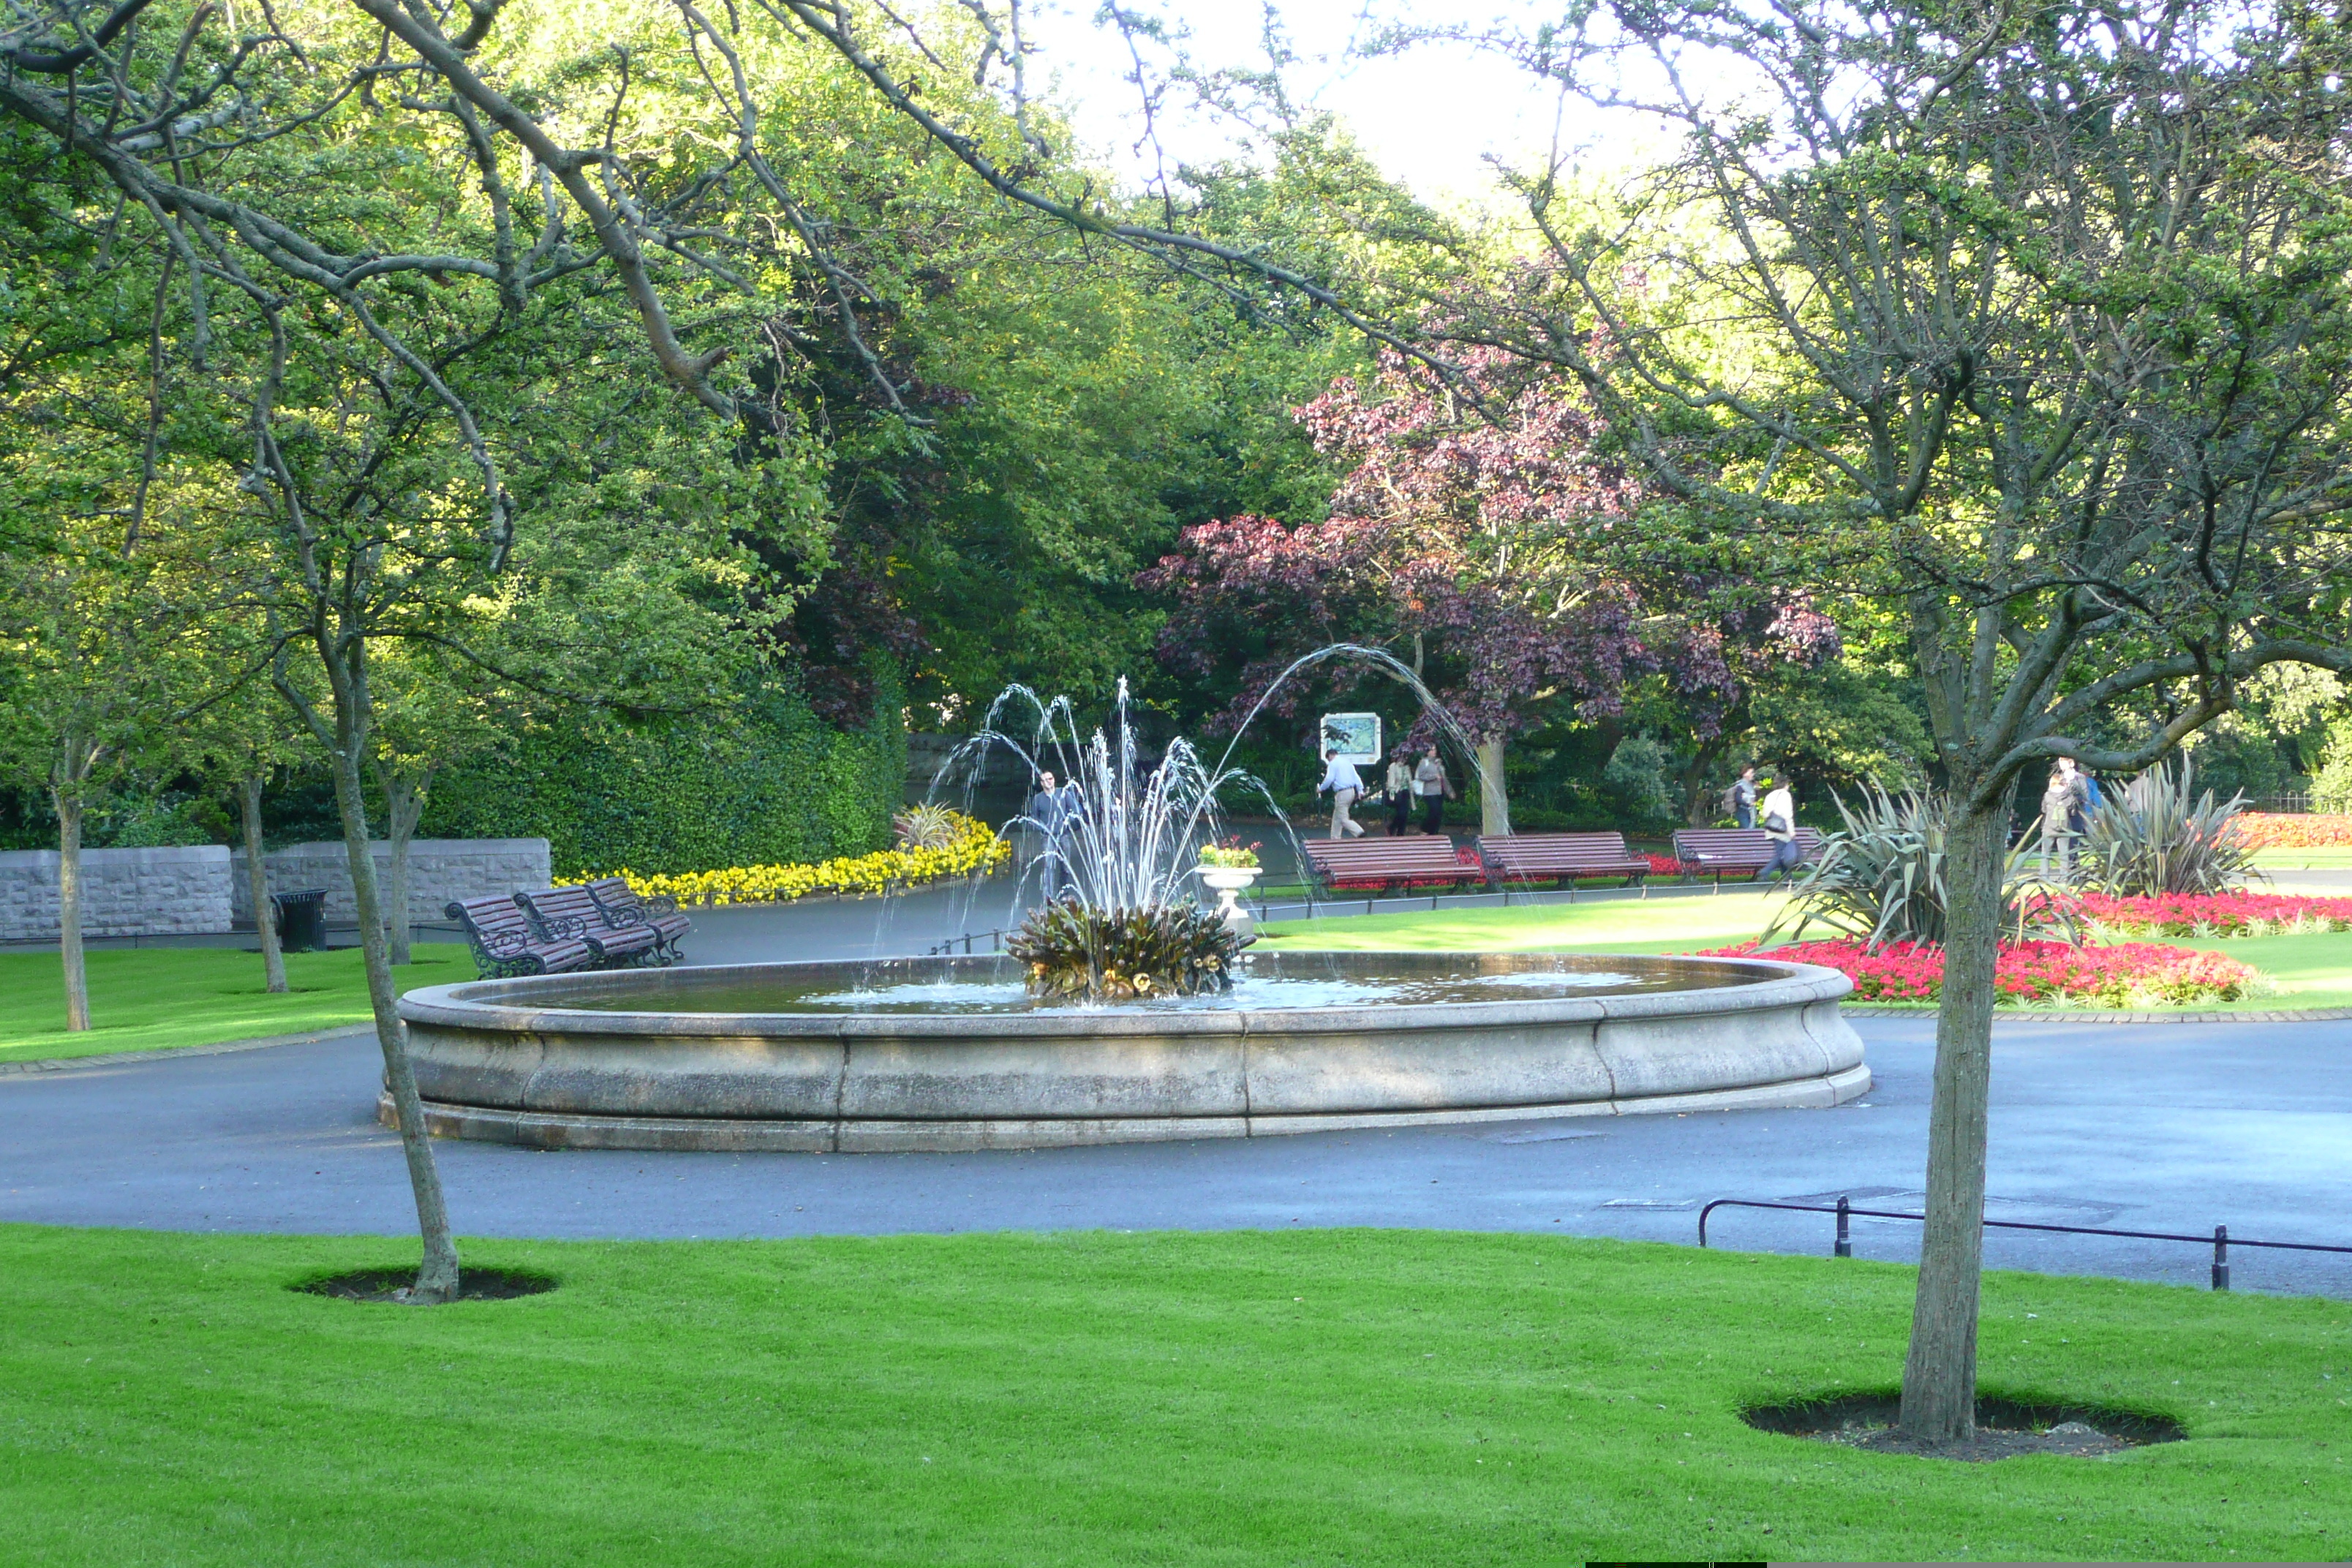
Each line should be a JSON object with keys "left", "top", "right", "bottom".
{"left": 926, "top": 928, "right": 1009, "bottom": 957}
{"left": 1697, "top": 1196, "right": 2352, "bottom": 1291}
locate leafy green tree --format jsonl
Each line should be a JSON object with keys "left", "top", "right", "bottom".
{"left": 1494, "top": 0, "right": 2352, "bottom": 1441}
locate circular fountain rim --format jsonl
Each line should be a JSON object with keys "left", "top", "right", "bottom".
{"left": 396, "top": 950, "right": 1854, "bottom": 1039}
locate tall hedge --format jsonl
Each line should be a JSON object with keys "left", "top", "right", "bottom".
{"left": 423, "top": 679, "right": 905, "bottom": 878}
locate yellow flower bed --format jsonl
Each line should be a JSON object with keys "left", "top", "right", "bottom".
{"left": 561, "top": 811, "right": 1009, "bottom": 908}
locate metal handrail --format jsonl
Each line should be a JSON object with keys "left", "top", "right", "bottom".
{"left": 926, "top": 928, "right": 1009, "bottom": 957}
{"left": 1698, "top": 1196, "right": 2352, "bottom": 1291}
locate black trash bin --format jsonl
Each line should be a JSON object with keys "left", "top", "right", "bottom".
{"left": 271, "top": 889, "right": 329, "bottom": 953}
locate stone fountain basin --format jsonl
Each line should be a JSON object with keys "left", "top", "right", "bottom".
{"left": 390, "top": 951, "right": 1869, "bottom": 1153}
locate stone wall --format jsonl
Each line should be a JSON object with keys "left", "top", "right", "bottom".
{"left": 228, "top": 838, "right": 551, "bottom": 926}
{"left": 0, "top": 837, "right": 549, "bottom": 939}
{"left": 0, "top": 846, "right": 235, "bottom": 940}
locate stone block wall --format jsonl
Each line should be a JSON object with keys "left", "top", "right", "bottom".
{"left": 228, "top": 838, "right": 551, "bottom": 926}
{"left": 0, "top": 837, "right": 549, "bottom": 939}
{"left": 0, "top": 846, "right": 235, "bottom": 940}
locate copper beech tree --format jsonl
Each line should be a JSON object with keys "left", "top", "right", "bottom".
{"left": 1141, "top": 348, "right": 1835, "bottom": 829}
{"left": 1486, "top": 0, "right": 2352, "bottom": 1441}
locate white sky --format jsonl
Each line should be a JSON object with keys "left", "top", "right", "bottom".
{"left": 1017, "top": 0, "right": 1616, "bottom": 209}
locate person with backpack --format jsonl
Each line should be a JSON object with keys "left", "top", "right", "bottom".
{"left": 1724, "top": 765, "right": 1758, "bottom": 829}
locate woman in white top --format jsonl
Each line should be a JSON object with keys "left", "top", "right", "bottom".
{"left": 1412, "top": 747, "right": 1455, "bottom": 836}
{"left": 1759, "top": 778, "right": 1801, "bottom": 880}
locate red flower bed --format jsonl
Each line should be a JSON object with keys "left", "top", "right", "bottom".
{"left": 1645, "top": 853, "right": 1698, "bottom": 877}
{"left": 2232, "top": 812, "right": 2352, "bottom": 849}
{"left": 2076, "top": 890, "right": 2352, "bottom": 937}
{"left": 1704, "top": 938, "right": 2260, "bottom": 1006}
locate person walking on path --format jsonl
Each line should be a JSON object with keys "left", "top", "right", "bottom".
{"left": 1384, "top": 753, "right": 1415, "bottom": 835}
{"left": 1760, "top": 775, "right": 1803, "bottom": 880}
{"left": 1318, "top": 748, "right": 1367, "bottom": 840}
{"left": 1413, "top": 746, "right": 1456, "bottom": 837}
{"left": 1026, "top": 769, "right": 1082, "bottom": 900}
{"left": 1727, "top": 764, "right": 1758, "bottom": 829}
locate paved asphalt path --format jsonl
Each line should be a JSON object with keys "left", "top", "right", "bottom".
{"left": 5, "top": 1008, "right": 2348, "bottom": 1297}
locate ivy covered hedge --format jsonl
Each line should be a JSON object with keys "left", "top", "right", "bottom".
{"left": 423, "top": 679, "right": 906, "bottom": 879}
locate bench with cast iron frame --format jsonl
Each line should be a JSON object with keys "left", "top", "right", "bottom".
{"left": 445, "top": 894, "right": 598, "bottom": 979}
{"left": 1670, "top": 826, "right": 1825, "bottom": 889}
{"left": 1300, "top": 837, "right": 1487, "bottom": 897}
{"left": 515, "top": 884, "right": 665, "bottom": 968}
{"left": 1477, "top": 832, "right": 1652, "bottom": 894}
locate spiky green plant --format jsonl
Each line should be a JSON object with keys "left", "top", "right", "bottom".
{"left": 1006, "top": 899, "right": 1252, "bottom": 1001}
{"left": 892, "top": 804, "right": 962, "bottom": 851}
{"left": 2079, "top": 753, "right": 2262, "bottom": 896}
{"left": 1765, "top": 788, "right": 2076, "bottom": 950}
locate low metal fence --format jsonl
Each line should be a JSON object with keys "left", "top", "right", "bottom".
{"left": 1697, "top": 1196, "right": 2352, "bottom": 1290}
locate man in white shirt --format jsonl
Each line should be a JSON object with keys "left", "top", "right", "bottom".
{"left": 1318, "top": 748, "right": 1367, "bottom": 840}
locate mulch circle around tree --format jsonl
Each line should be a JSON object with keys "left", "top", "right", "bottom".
{"left": 1744, "top": 1392, "right": 2185, "bottom": 1462}
{"left": 294, "top": 1267, "right": 557, "bottom": 1304}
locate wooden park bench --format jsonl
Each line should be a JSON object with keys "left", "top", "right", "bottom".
{"left": 1478, "top": 832, "right": 1651, "bottom": 892}
{"left": 584, "top": 876, "right": 690, "bottom": 964}
{"left": 1301, "top": 836, "right": 1487, "bottom": 896}
{"left": 1670, "top": 826, "right": 1826, "bottom": 889}
{"left": 445, "top": 893, "right": 598, "bottom": 979}
{"left": 516, "top": 884, "right": 663, "bottom": 969}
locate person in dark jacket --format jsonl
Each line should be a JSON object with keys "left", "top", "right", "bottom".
{"left": 1026, "top": 769, "right": 1082, "bottom": 900}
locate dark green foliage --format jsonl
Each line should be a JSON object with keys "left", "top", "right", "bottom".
{"left": 2081, "top": 755, "right": 2260, "bottom": 897}
{"left": 1008, "top": 899, "right": 1250, "bottom": 1000}
{"left": 423, "top": 680, "right": 905, "bottom": 878}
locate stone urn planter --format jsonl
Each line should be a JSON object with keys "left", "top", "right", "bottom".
{"left": 1194, "top": 864, "right": 1262, "bottom": 932}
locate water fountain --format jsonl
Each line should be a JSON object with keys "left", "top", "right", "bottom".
{"left": 393, "top": 657, "right": 1868, "bottom": 1150}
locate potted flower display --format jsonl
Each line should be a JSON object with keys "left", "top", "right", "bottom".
{"left": 1194, "top": 839, "right": 1263, "bottom": 928}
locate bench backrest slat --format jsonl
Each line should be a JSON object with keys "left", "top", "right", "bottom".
{"left": 451, "top": 894, "right": 535, "bottom": 935}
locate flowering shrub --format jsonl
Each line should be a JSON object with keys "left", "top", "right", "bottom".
{"left": 2232, "top": 812, "right": 2352, "bottom": 850}
{"left": 2075, "top": 891, "right": 2352, "bottom": 938}
{"left": 561, "top": 810, "right": 1008, "bottom": 907}
{"left": 1704, "top": 938, "right": 2261, "bottom": 1006}
{"left": 1645, "top": 853, "right": 1698, "bottom": 878}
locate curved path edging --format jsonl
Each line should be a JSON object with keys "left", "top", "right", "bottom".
{"left": 0, "top": 1025, "right": 373, "bottom": 1078}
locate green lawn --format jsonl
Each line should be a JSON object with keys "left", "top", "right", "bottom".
{"left": 0, "top": 1225, "right": 2342, "bottom": 1564}
{"left": 1259, "top": 896, "right": 2352, "bottom": 1011}
{"left": 0, "top": 944, "right": 471, "bottom": 1064}
{"left": 2253, "top": 848, "right": 2352, "bottom": 870}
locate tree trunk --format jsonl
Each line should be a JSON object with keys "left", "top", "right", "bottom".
{"left": 328, "top": 732, "right": 459, "bottom": 1303}
{"left": 1898, "top": 796, "right": 2003, "bottom": 1443}
{"left": 1477, "top": 734, "right": 1511, "bottom": 837}
{"left": 53, "top": 788, "right": 89, "bottom": 1032}
{"left": 1682, "top": 739, "right": 1728, "bottom": 826}
{"left": 240, "top": 775, "right": 287, "bottom": 993}
{"left": 381, "top": 771, "right": 429, "bottom": 967}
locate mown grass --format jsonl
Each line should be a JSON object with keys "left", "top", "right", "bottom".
{"left": 0, "top": 944, "right": 470, "bottom": 1063}
{"left": 1257, "top": 897, "right": 2352, "bottom": 1011}
{"left": 1, "top": 1224, "right": 2345, "bottom": 1564}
